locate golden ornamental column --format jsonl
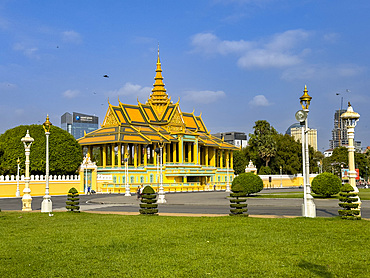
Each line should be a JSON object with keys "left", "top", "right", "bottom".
{"left": 88, "top": 146, "right": 93, "bottom": 159}
{"left": 179, "top": 136, "right": 183, "bottom": 163}
{"left": 163, "top": 143, "right": 167, "bottom": 165}
{"left": 102, "top": 145, "right": 107, "bottom": 168}
{"left": 205, "top": 147, "right": 209, "bottom": 166}
{"left": 138, "top": 144, "right": 142, "bottom": 166}
{"left": 187, "top": 142, "right": 192, "bottom": 163}
{"left": 111, "top": 144, "right": 115, "bottom": 167}
{"left": 166, "top": 143, "right": 170, "bottom": 163}
{"left": 230, "top": 151, "right": 234, "bottom": 169}
{"left": 144, "top": 145, "right": 148, "bottom": 167}
{"left": 220, "top": 150, "right": 223, "bottom": 169}
{"left": 193, "top": 140, "right": 198, "bottom": 164}
{"left": 118, "top": 143, "right": 122, "bottom": 168}
{"left": 173, "top": 142, "right": 177, "bottom": 163}
{"left": 134, "top": 144, "right": 138, "bottom": 168}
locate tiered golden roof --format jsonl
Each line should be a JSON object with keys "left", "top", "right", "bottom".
{"left": 78, "top": 54, "right": 237, "bottom": 150}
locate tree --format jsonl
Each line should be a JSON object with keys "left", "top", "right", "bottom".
{"left": 232, "top": 172, "right": 263, "bottom": 195}
{"left": 248, "top": 120, "right": 277, "bottom": 168}
{"left": 233, "top": 149, "right": 247, "bottom": 175}
{"left": 66, "top": 187, "right": 80, "bottom": 212}
{"left": 139, "top": 186, "right": 158, "bottom": 215}
{"left": 311, "top": 172, "right": 341, "bottom": 197}
{"left": 229, "top": 183, "right": 248, "bottom": 216}
{"left": 338, "top": 184, "right": 361, "bottom": 220}
{"left": 0, "top": 125, "right": 83, "bottom": 175}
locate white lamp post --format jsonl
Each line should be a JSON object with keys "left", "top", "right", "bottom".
{"left": 124, "top": 153, "right": 131, "bottom": 196}
{"left": 16, "top": 158, "right": 20, "bottom": 197}
{"left": 21, "top": 130, "right": 34, "bottom": 211}
{"left": 280, "top": 166, "right": 283, "bottom": 188}
{"left": 41, "top": 115, "right": 53, "bottom": 213}
{"left": 340, "top": 102, "right": 361, "bottom": 214}
{"left": 226, "top": 157, "right": 230, "bottom": 192}
{"left": 296, "top": 85, "right": 316, "bottom": 218}
{"left": 156, "top": 141, "right": 166, "bottom": 203}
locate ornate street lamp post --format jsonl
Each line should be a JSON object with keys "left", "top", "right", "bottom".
{"left": 340, "top": 103, "right": 361, "bottom": 213}
{"left": 124, "top": 153, "right": 131, "bottom": 196}
{"left": 21, "top": 130, "right": 34, "bottom": 211}
{"left": 155, "top": 141, "right": 166, "bottom": 203}
{"left": 280, "top": 166, "right": 283, "bottom": 188}
{"left": 16, "top": 158, "right": 20, "bottom": 197}
{"left": 226, "top": 157, "right": 230, "bottom": 192}
{"left": 41, "top": 115, "right": 53, "bottom": 213}
{"left": 295, "top": 85, "right": 316, "bottom": 217}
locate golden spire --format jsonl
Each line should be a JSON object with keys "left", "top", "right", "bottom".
{"left": 147, "top": 46, "right": 170, "bottom": 106}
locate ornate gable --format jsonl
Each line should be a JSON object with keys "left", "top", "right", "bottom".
{"left": 102, "top": 107, "right": 119, "bottom": 127}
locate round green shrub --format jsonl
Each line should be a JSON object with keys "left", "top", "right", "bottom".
{"left": 139, "top": 185, "right": 158, "bottom": 215}
{"left": 232, "top": 172, "right": 263, "bottom": 195}
{"left": 66, "top": 187, "right": 80, "bottom": 212}
{"left": 311, "top": 172, "right": 341, "bottom": 197}
{"left": 338, "top": 184, "right": 361, "bottom": 220}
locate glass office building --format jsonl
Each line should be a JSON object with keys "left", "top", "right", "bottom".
{"left": 61, "top": 112, "right": 99, "bottom": 139}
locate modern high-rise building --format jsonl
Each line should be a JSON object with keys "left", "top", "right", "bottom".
{"left": 329, "top": 109, "right": 361, "bottom": 151}
{"left": 61, "top": 112, "right": 99, "bottom": 139}
{"left": 212, "top": 132, "right": 248, "bottom": 149}
{"left": 329, "top": 109, "right": 347, "bottom": 149}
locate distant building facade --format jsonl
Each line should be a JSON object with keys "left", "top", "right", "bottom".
{"left": 61, "top": 112, "right": 99, "bottom": 139}
{"left": 329, "top": 109, "right": 361, "bottom": 151}
{"left": 290, "top": 127, "right": 318, "bottom": 152}
{"left": 212, "top": 132, "right": 248, "bottom": 149}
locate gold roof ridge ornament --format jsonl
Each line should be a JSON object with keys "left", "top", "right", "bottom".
{"left": 300, "top": 85, "right": 312, "bottom": 110}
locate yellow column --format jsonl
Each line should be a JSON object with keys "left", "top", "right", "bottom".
{"left": 102, "top": 145, "right": 107, "bottom": 168}
{"left": 134, "top": 144, "right": 138, "bottom": 168}
{"left": 173, "top": 142, "right": 177, "bottom": 163}
{"left": 205, "top": 147, "right": 209, "bottom": 166}
{"left": 212, "top": 148, "right": 216, "bottom": 167}
{"left": 179, "top": 136, "right": 183, "bottom": 163}
{"left": 193, "top": 141, "right": 197, "bottom": 164}
{"left": 138, "top": 144, "right": 142, "bottom": 166}
{"left": 220, "top": 150, "right": 223, "bottom": 169}
{"left": 187, "top": 142, "right": 192, "bottom": 163}
{"left": 154, "top": 143, "right": 157, "bottom": 166}
{"left": 88, "top": 146, "right": 93, "bottom": 159}
{"left": 144, "top": 145, "right": 147, "bottom": 167}
{"left": 163, "top": 144, "right": 167, "bottom": 165}
{"left": 118, "top": 143, "right": 122, "bottom": 168}
{"left": 111, "top": 144, "right": 115, "bottom": 167}
{"left": 123, "top": 144, "right": 127, "bottom": 162}
{"left": 166, "top": 144, "right": 170, "bottom": 163}
{"left": 230, "top": 151, "right": 233, "bottom": 169}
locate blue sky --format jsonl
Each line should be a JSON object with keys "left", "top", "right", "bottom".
{"left": 1, "top": 0, "right": 369, "bottom": 151}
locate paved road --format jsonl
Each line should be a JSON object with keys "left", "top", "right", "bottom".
{"left": 1, "top": 189, "right": 369, "bottom": 218}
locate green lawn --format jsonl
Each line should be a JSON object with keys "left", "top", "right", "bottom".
{"left": 255, "top": 188, "right": 370, "bottom": 200}
{"left": 0, "top": 212, "right": 369, "bottom": 277}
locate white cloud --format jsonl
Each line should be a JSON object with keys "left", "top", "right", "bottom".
{"left": 191, "top": 29, "right": 311, "bottom": 69}
{"left": 249, "top": 95, "right": 271, "bottom": 106}
{"left": 281, "top": 64, "right": 365, "bottom": 81}
{"left": 62, "top": 30, "right": 82, "bottom": 44}
{"left": 106, "top": 82, "right": 152, "bottom": 101}
{"left": 13, "top": 42, "right": 39, "bottom": 58}
{"left": 63, "top": 89, "right": 80, "bottom": 99}
{"left": 183, "top": 90, "right": 226, "bottom": 104}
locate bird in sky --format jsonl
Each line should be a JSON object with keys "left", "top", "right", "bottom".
{"left": 103, "top": 74, "right": 109, "bottom": 78}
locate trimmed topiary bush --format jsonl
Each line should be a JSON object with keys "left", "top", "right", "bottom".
{"left": 139, "top": 186, "right": 158, "bottom": 215}
{"left": 311, "top": 172, "right": 342, "bottom": 197}
{"left": 229, "top": 183, "right": 248, "bottom": 216}
{"left": 232, "top": 172, "right": 263, "bottom": 195}
{"left": 338, "top": 184, "right": 361, "bottom": 220}
{"left": 66, "top": 187, "right": 80, "bottom": 212}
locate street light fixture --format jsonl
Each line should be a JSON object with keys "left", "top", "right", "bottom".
{"left": 41, "top": 115, "right": 53, "bottom": 213}
{"left": 296, "top": 85, "right": 316, "bottom": 217}
{"left": 340, "top": 102, "right": 361, "bottom": 214}
{"left": 16, "top": 158, "right": 20, "bottom": 197}
{"left": 21, "top": 130, "right": 34, "bottom": 211}
{"left": 155, "top": 141, "right": 166, "bottom": 203}
{"left": 124, "top": 153, "right": 131, "bottom": 196}
{"left": 280, "top": 166, "right": 283, "bottom": 188}
{"left": 226, "top": 157, "right": 230, "bottom": 192}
